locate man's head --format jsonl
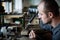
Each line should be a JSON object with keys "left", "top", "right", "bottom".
{"left": 38, "top": 0, "right": 59, "bottom": 24}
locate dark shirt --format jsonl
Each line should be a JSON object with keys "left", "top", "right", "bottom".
{"left": 39, "top": 21, "right": 60, "bottom": 40}
{"left": 52, "top": 24, "right": 60, "bottom": 40}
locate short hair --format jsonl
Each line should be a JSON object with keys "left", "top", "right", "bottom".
{"left": 40, "top": 0, "right": 59, "bottom": 17}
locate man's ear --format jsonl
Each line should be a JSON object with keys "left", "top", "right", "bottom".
{"left": 48, "top": 12, "right": 53, "bottom": 18}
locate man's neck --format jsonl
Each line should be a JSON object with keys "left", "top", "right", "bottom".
{"left": 51, "top": 17, "right": 60, "bottom": 28}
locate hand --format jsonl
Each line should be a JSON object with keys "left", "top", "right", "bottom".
{"left": 29, "top": 30, "right": 36, "bottom": 39}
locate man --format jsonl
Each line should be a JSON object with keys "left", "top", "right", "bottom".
{"left": 29, "top": 0, "right": 60, "bottom": 40}
{"left": 0, "top": 3, "right": 5, "bottom": 14}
